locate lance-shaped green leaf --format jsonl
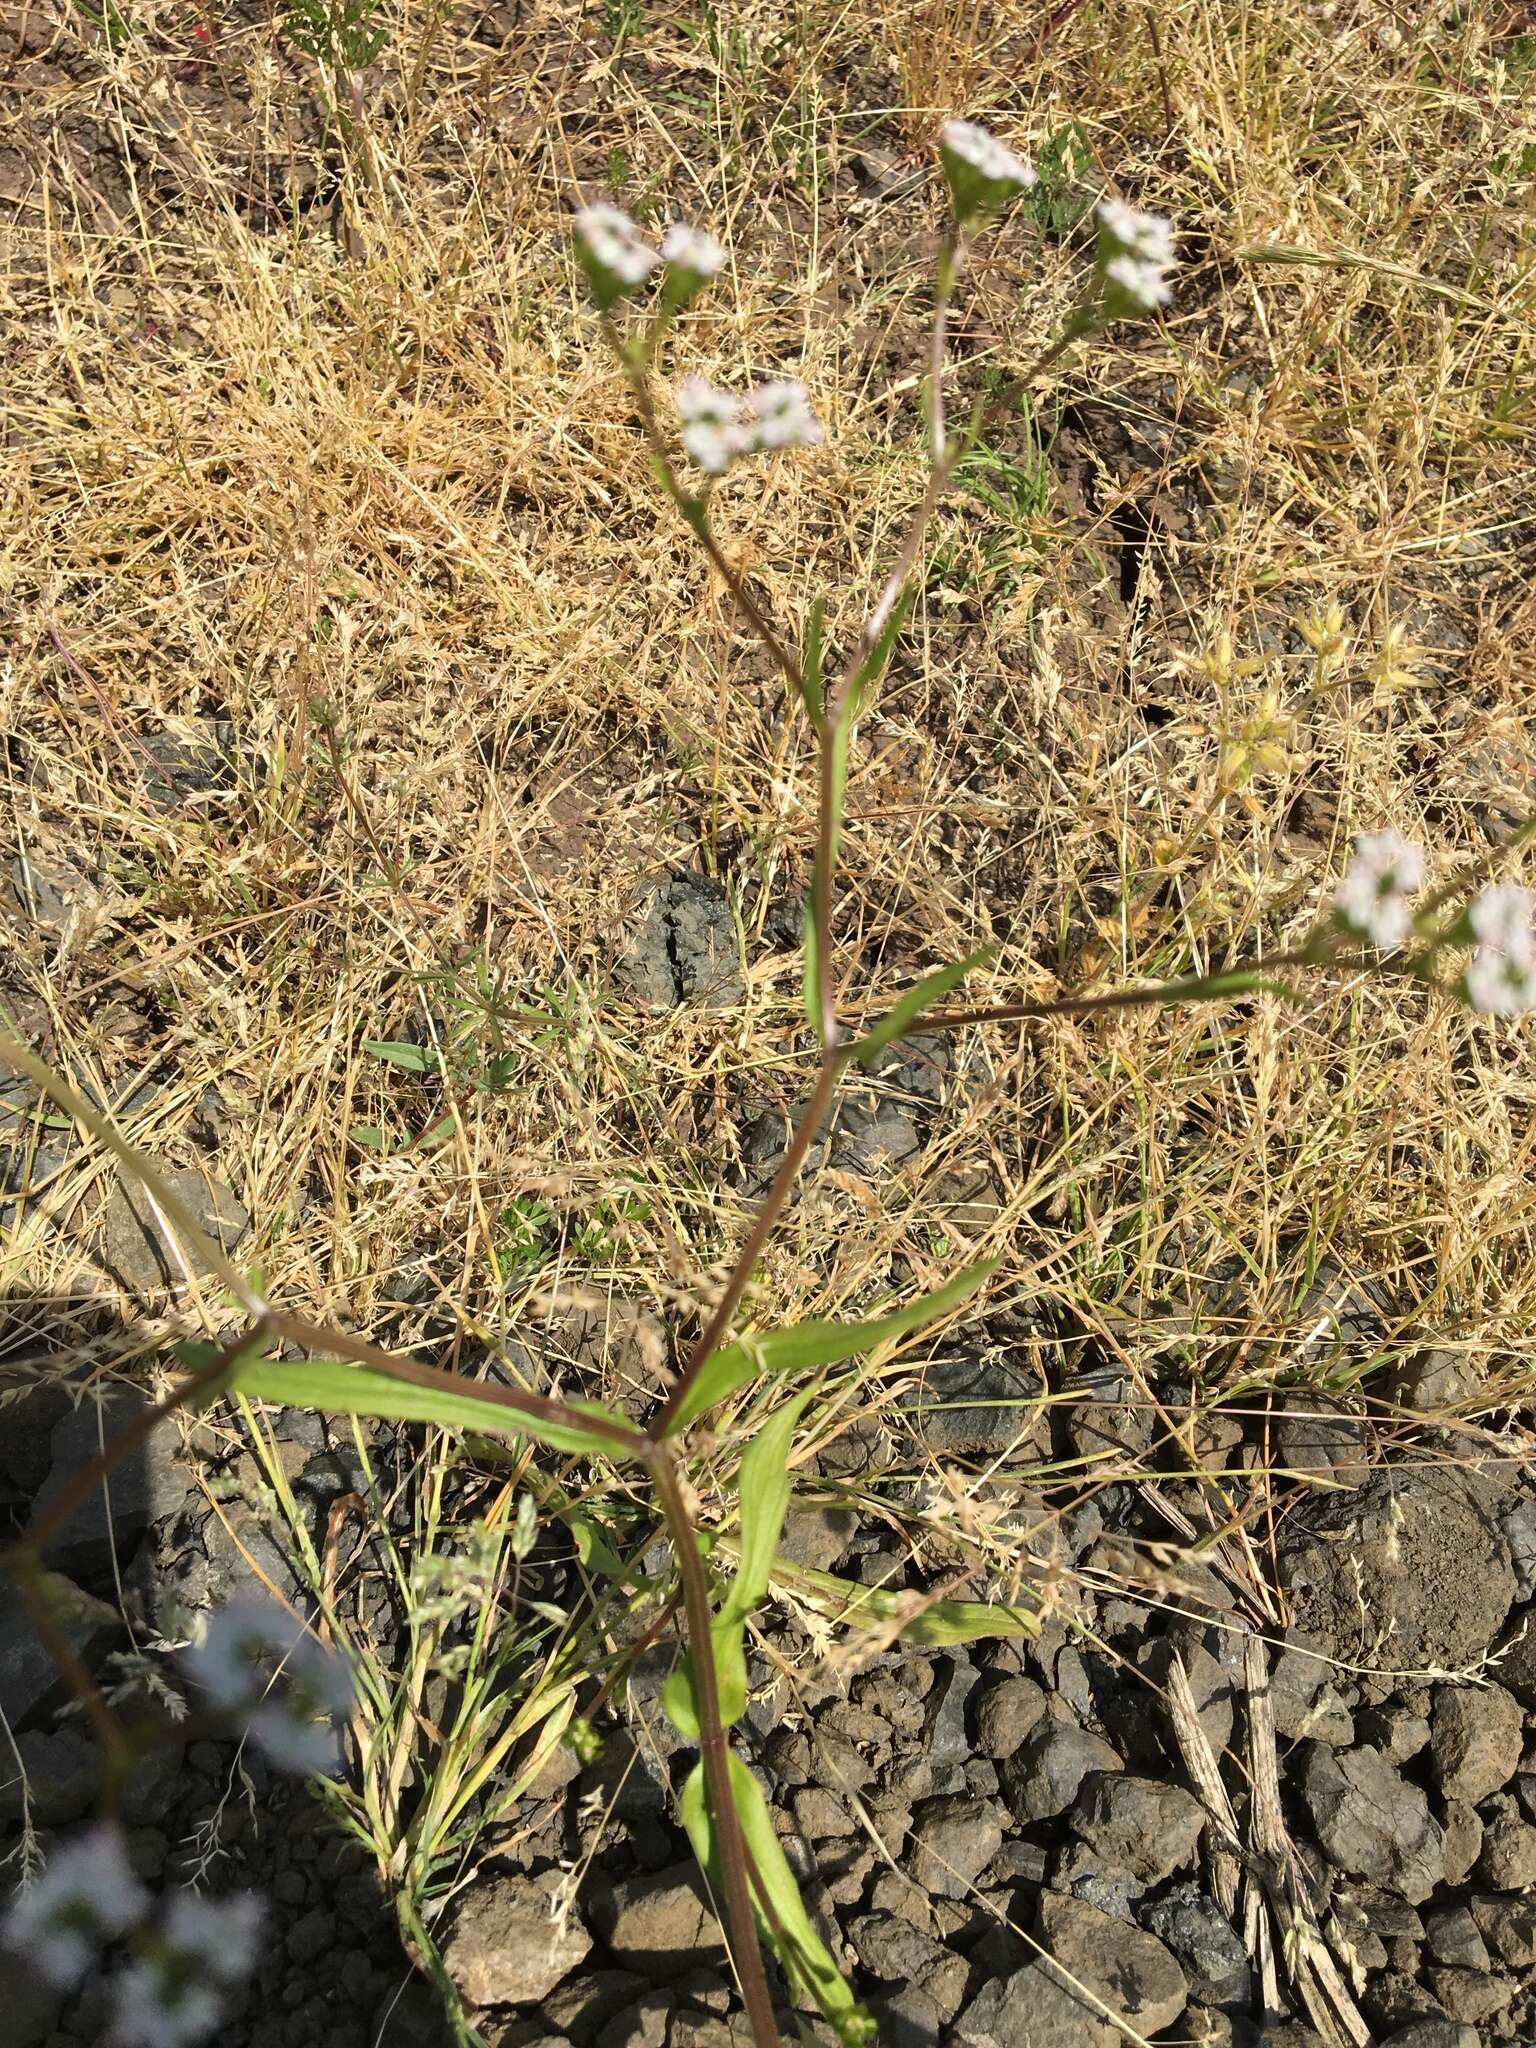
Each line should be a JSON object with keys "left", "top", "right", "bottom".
{"left": 1151, "top": 967, "right": 1296, "bottom": 1007}
{"left": 796, "top": 597, "right": 826, "bottom": 731}
{"left": 762, "top": 1554, "right": 1041, "bottom": 1646}
{"left": 853, "top": 946, "right": 995, "bottom": 1067}
{"left": 361, "top": 1038, "right": 441, "bottom": 1074}
{"left": 668, "top": 1261, "right": 994, "bottom": 1434}
{"left": 846, "top": 583, "right": 914, "bottom": 718}
{"left": 663, "top": 1395, "right": 810, "bottom": 1738}
{"left": 681, "top": 1755, "right": 874, "bottom": 2040}
{"left": 227, "top": 1357, "right": 640, "bottom": 1460}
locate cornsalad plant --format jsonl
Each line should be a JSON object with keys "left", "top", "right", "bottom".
{"left": 3, "top": 117, "right": 1533, "bottom": 2048}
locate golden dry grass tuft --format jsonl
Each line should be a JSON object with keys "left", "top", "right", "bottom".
{"left": 3, "top": 0, "right": 1536, "bottom": 1741}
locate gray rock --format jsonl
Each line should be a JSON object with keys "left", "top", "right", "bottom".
{"left": 908, "top": 1793, "right": 1003, "bottom": 1899}
{"left": 1267, "top": 1631, "right": 1354, "bottom": 1745}
{"left": 597, "top": 1991, "right": 672, "bottom": 2048}
{"left": 1501, "top": 1499, "right": 1536, "bottom": 1600}
{"left": 0, "top": 1375, "right": 72, "bottom": 1494}
{"left": 899, "top": 1352, "right": 1048, "bottom": 1460}
{"left": 586, "top": 1864, "right": 723, "bottom": 1978}
{"left": 617, "top": 874, "right": 743, "bottom": 1010}
{"left": 758, "top": 1039, "right": 956, "bottom": 1193}
{"left": 923, "top": 1656, "right": 982, "bottom": 1766}
{"left": 1441, "top": 1800, "right": 1482, "bottom": 1886}
{"left": 791, "top": 1788, "right": 853, "bottom": 1840}
{"left": 1427, "top": 1966, "right": 1515, "bottom": 2022}
{"left": 1379, "top": 2027, "right": 1479, "bottom": 2048}
{"left": 1036, "top": 1890, "right": 1188, "bottom": 2034}
{"left": 0, "top": 1724, "right": 99, "bottom": 1823}
{"left": 999, "top": 1719, "right": 1122, "bottom": 1824}
{"left": 1058, "top": 1365, "right": 1157, "bottom": 1466}
{"left": 96, "top": 1166, "right": 250, "bottom": 1296}
{"left": 1430, "top": 1683, "right": 1523, "bottom": 1803}
{"left": 1068, "top": 1773, "right": 1206, "bottom": 1884}
{"left": 777, "top": 1504, "right": 854, "bottom": 1574}
{"left": 1138, "top": 1882, "right": 1250, "bottom": 2009}
{"left": 846, "top": 1910, "right": 950, "bottom": 1984}
{"left": 973, "top": 1675, "right": 1047, "bottom": 1757}
{"left": 867, "top": 1984, "right": 941, "bottom": 2048}
{"left": 1468, "top": 1894, "right": 1536, "bottom": 1968}
{"left": 441, "top": 1874, "right": 590, "bottom": 2006}
{"left": 6, "top": 851, "right": 109, "bottom": 940}
{"left": 1278, "top": 1467, "right": 1517, "bottom": 1703}
{"left": 1424, "top": 1905, "right": 1490, "bottom": 1970}
{"left": 1273, "top": 1399, "right": 1369, "bottom": 1483}
{"left": 1492, "top": 1613, "right": 1536, "bottom": 1707}
{"left": 538, "top": 1970, "right": 648, "bottom": 2040}
{"left": 1356, "top": 1705, "right": 1430, "bottom": 1764}
{"left": 137, "top": 724, "right": 239, "bottom": 809}
{"left": 0, "top": 1570, "right": 121, "bottom": 1731}
{"left": 667, "top": 2017, "right": 755, "bottom": 2048}
{"left": 31, "top": 1388, "right": 190, "bottom": 1582}
{"left": 0, "top": 1944, "right": 66, "bottom": 2048}
{"left": 1296, "top": 1744, "right": 1444, "bottom": 1901}
{"left": 1477, "top": 1801, "right": 1536, "bottom": 1890}
{"left": 952, "top": 1964, "right": 1116, "bottom": 2048}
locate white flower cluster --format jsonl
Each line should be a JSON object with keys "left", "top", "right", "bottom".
{"left": 1332, "top": 829, "right": 1425, "bottom": 948}
{"left": 574, "top": 207, "right": 723, "bottom": 305}
{"left": 675, "top": 373, "right": 822, "bottom": 473}
{"left": 1465, "top": 882, "right": 1536, "bottom": 1016}
{"left": 1097, "top": 198, "right": 1177, "bottom": 310}
{"left": 182, "top": 1596, "right": 353, "bottom": 1775}
{"left": 573, "top": 203, "right": 658, "bottom": 290}
{"left": 937, "top": 118, "right": 1036, "bottom": 228}
{"left": 939, "top": 119, "right": 1037, "bottom": 197}
{"left": 659, "top": 220, "right": 724, "bottom": 279}
{"left": 114, "top": 1891, "right": 264, "bottom": 2048}
{"left": 5, "top": 1825, "right": 147, "bottom": 1988}
{"left": 2, "top": 1826, "right": 263, "bottom": 2048}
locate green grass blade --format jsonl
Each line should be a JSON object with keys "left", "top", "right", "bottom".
{"left": 680, "top": 1755, "right": 873, "bottom": 2037}
{"left": 767, "top": 1555, "right": 1040, "bottom": 1645}
{"left": 853, "top": 946, "right": 995, "bottom": 1067}
{"left": 668, "top": 1262, "right": 995, "bottom": 1434}
{"left": 228, "top": 1357, "right": 639, "bottom": 1459}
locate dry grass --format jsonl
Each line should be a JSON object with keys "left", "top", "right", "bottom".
{"left": 3, "top": 0, "right": 1536, "bottom": 1802}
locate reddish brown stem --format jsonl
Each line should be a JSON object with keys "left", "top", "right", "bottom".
{"left": 648, "top": 1051, "right": 847, "bottom": 1441}
{"left": 650, "top": 1448, "right": 782, "bottom": 2048}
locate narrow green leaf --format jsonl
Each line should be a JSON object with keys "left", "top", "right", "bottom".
{"left": 723, "top": 1393, "right": 809, "bottom": 1623}
{"left": 566, "top": 1511, "right": 630, "bottom": 1585}
{"left": 1154, "top": 968, "right": 1294, "bottom": 1006}
{"left": 766, "top": 1555, "right": 1040, "bottom": 1646}
{"left": 853, "top": 946, "right": 995, "bottom": 1068}
{"left": 681, "top": 1755, "right": 871, "bottom": 2035}
{"left": 669, "top": 1261, "right": 995, "bottom": 1434}
{"left": 349, "top": 1123, "right": 388, "bottom": 1152}
{"left": 361, "top": 1038, "right": 441, "bottom": 1074}
{"left": 661, "top": 1612, "right": 747, "bottom": 1740}
{"left": 797, "top": 597, "right": 826, "bottom": 730}
{"left": 227, "top": 1357, "right": 639, "bottom": 1461}
{"left": 664, "top": 1395, "right": 811, "bottom": 1740}
{"left": 848, "top": 583, "right": 914, "bottom": 714}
